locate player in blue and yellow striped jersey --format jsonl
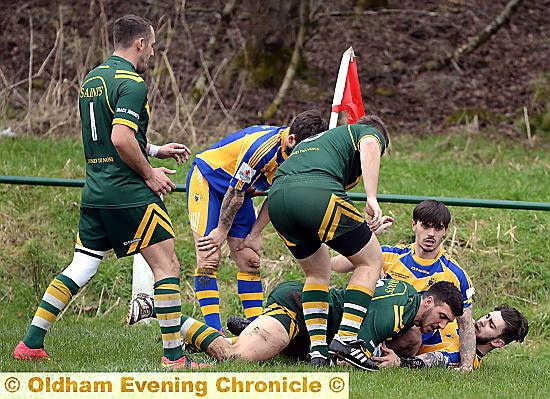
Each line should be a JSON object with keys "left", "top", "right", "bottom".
{"left": 331, "top": 200, "right": 477, "bottom": 370}
{"left": 187, "top": 111, "right": 328, "bottom": 332}
{"left": 373, "top": 303, "right": 528, "bottom": 369}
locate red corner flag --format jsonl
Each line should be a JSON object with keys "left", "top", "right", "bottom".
{"left": 329, "top": 47, "right": 365, "bottom": 128}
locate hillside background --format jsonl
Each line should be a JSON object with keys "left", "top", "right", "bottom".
{"left": 1, "top": 0, "right": 549, "bottom": 145}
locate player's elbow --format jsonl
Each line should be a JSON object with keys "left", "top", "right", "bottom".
{"left": 111, "top": 125, "right": 134, "bottom": 150}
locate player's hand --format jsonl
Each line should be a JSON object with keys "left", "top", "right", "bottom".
{"left": 371, "top": 343, "right": 401, "bottom": 368}
{"left": 197, "top": 228, "right": 227, "bottom": 257}
{"left": 372, "top": 216, "right": 395, "bottom": 235}
{"left": 457, "top": 365, "right": 473, "bottom": 372}
{"left": 156, "top": 143, "right": 191, "bottom": 165}
{"left": 236, "top": 233, "right": 262, "bottom": 256}
{"left": 145, "top": 167, "right": 176, "bottom": 196}
{"left": 365, "top": 197, "right": 383, "bottom": 231}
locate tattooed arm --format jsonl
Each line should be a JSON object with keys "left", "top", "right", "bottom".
{"left": 196, "top": 186, "right": 245, "bottom": 257}
{"left": 457, "top": 307, "right": 476, "bottom": 371}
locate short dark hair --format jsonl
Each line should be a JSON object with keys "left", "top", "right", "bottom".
{"left": 113, "top": 15, "right": 153, "bottom": 49}
{"left": 356, "top": 114, "right": 390, "bottom": 153}
{"left": 289, "top": 110, "right": 328, "bottom": 143}
{"left": 424, "top": 281, "right": 463, "bottom": 318}
{"left": 413, "top": 200, "right": 452, "bottom": 229}
{"left": 495, "top": 304, "right": 529, "bottom": 344}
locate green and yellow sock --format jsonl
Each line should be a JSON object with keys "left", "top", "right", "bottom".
{"left": 337, "top": 284, "right": 373, "bottom": 341}
{"left": 180, "top": 315, "right": 223, "bottom": 352}
{"left": 302, "top": 283, "right": 330, "bottom": 359}
{"left": 23, "top": 274, "right": 79, "bottom": 349}
{"left": 154, "top": 277, "right": 184, "bottom": 361}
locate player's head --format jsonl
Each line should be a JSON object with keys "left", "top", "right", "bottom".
{"left": 113, "top": 15, "right": 155, "bottom": 74}
{"left": 416, "top": 281, "right": 463, "bottom": 333}
{"left": 285, "top": 110, "right": 328, "bottom": 155}
{"left": 355, "top": 114, "right": 389, "bottom": 155}
{"left": 475, "top": 304, "right": 528, "bottom": 350}
{"left": 412, "top": 200, "right": 451, "bottom": 254}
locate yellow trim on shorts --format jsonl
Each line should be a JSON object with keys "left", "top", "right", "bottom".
{"left": 128, "top": 203, "right": 174, "bottom": 254}
{"left": 318, "top": 194, "right": 363, "bottom": 242}
{"left": 187, "top": 166, "right": 210, "bottom": 236}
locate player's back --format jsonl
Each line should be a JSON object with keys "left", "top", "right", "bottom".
{"left": 79, "top": 55, "right": 154, "bottom": 208}
{"left": 274, "top": 124, "right": 385, "bottom": 189}
{"left": 194, "top": 125, "right": 286, "bottom": 193}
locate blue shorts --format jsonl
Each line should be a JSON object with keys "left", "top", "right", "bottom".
{"left": 186, "top": 164, "right": 256, "bottom": 238}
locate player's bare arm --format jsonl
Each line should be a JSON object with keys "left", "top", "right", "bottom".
{"left": 457, "top": 306, "right": 476, "bottom": 371}
{"left": 111, "top": 124, "right": 175, "bottom": 196}
{"left": 197, "top": 186, "right": 245, "bottom": 256}
{"left": 237, "top": 200, "right": 270, "bottom": 256}
{"left": 359, "top": 138, "right": 382, "bottom": 230}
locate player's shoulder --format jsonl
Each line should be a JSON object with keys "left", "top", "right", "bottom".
{"left": 382, "top": 243, "right": 412, "bottom": 255}
{"left": 439, "top": 251, "right": 470, "bottom": 277}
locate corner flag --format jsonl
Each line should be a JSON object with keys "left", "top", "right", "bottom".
{"left": 329, "top": 47, "right": 365, "bottom": 129}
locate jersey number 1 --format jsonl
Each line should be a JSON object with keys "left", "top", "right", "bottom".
{"left": 89, "top": 102, "right": 98, "bottom": 141}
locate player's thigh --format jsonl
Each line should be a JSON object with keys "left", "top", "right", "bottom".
{"left": 101, "top": 200, "right": 175, "bottom": 259}
{"left": 77, "top": 207, "right": 112, "bottom": 252}
{"left": 227, "top": 197, "right": 255, "bottom": 238}
{"left": 232, "top": 315, "right": 290, "bottom": 361}
{"left": 344, "top": 230, "right": 383, "bottom": 269}
{"left": 186, "top": 165, "right": 221, "bottom": 237}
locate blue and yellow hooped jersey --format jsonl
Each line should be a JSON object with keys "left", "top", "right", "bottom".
{"left": 194, "top": 125, "right": 289, "bottom": 194}
{"left": 418, "top": 320, "right": 484, "bottom": 369}
{"left": 381, "top": 243, "right": 475, "bottom": 309}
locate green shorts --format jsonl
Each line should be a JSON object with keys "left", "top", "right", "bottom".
{"left": 268, "top": 174, "right": 369, "bottom": 259}
{"left": 77, "top": 200, "right": 175, "bottom": 258}
{"left": 264, "top": 281, "right": 310, "bottom": 359}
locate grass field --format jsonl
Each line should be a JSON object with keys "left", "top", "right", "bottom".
{"left": 1, "top": 132, "right": 549, "bottom": 398}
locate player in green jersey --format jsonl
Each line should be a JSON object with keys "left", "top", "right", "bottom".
{"left": 267, "top": 115, "right": 389, "bottom": 366}
{"left": 158, "top": 279, "right": 463, "bottom": 369}
{"left": 13, "top": 15, "right": 203, "bottom": 370}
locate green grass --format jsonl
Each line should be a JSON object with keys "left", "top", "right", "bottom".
{"left": 1, "top": 133, "right": 549, "bottom": 398}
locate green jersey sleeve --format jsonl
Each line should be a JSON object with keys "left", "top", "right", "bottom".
{"left": 113, "top": 78, "right": 147, "bottom": 132}
{"left": 352, "top": 125, "right": 387, "bottom": 155}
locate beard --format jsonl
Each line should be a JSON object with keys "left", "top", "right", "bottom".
{"left": 476, "top": 334, "right": 499, "bottom": 345}
{"left": 284, "top": 144, "right": 294, "bottom": 156}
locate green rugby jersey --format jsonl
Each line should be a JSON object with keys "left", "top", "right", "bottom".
{"left": 324, "top": 279, "right": 419, "bottom": 354}
{"left": 79, "top": 55, "right": 156, "bottom": 208}
{"left": 274, "top": 124, "right": 387, "bottom": 189}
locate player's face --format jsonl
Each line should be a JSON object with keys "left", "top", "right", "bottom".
{"left": 136, "top": 27, "right": 155, "bottom": 74}
{"left": 419, "top": 302, "right": 454, "bottom": 333}
{"left": 475, "top": 310, "right": 506, "bottom": 344}
{"left": 412, "top": 221, "right": 447, "bottom": 254}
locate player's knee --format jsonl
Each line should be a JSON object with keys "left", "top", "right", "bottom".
{"left": 62, "top": 248, "right": 106, "bottom": 287}
{"left": 233, "top": 248, "right": 261, "bottom": 272}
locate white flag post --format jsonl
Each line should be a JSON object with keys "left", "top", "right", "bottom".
{"left": 329, "top": 47, "right": 355, "bottom": 129}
